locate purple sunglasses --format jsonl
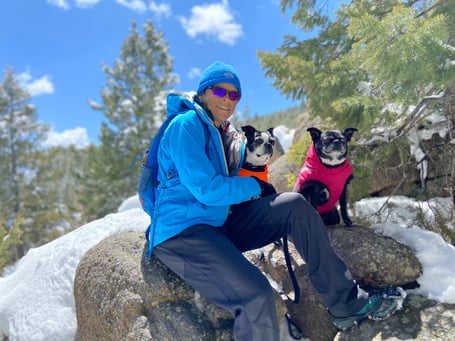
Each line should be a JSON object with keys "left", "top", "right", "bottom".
{"left": 208, "top": 86, "right": 240, "bottom": 101}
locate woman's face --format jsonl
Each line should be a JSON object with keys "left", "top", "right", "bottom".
{"left": 199, "top": 82, "right": 240, "bottom": 127}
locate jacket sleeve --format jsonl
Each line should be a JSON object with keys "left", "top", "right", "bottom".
{"left": 163, "top": 114, "right": 261, "bottom": 206}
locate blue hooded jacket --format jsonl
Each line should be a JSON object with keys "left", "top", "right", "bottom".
{"left": 148, "top": 93, "right": 261, "bottom": 249}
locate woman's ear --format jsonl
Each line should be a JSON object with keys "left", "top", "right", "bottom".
{"left": 198, "top": 91, "right": 207, "bottom": 104}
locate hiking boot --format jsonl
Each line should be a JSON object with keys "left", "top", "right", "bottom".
{"left": 329, "top": 286, "right": 406, "bottom": 331}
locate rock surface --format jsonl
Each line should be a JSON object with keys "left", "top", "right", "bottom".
{"left": 74, "top": 228, "right": 454, "bottom": 340}
{"left": 74, "top": 231, "right": 284, "bottom": 341}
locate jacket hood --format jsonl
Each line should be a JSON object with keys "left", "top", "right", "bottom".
{"left": 166, "top": 93, "right": 196, "bottom": 119}
{"left": 166, "top": 93, "right": 214, "bottom": 125}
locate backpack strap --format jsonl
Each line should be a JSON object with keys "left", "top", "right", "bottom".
{"left": 146, "top": 116, "right": 173, "bottom": 174}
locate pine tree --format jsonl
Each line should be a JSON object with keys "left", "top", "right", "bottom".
{"left": 21, "top": 146, "right": 89, "bottom": 246}
{"left": 0, "top": 66, "right": 49, "bottom": 259}
{"left": 0, "top": 215, "right": 23, "bottom": 273}
{"left": 258, "top": 0, "right": 454, "bottom": 130}
{"left": 87, "top": 20, "right": 177, "bottom": 218}
{"left": 259, "top": 0, "right": 454, "bottom": 217}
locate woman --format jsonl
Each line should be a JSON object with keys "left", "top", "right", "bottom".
{"left": 147, "top": 61, "right": 402, "bottom": 340}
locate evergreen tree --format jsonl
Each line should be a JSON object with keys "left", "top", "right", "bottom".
{"left": 0, "top": 215, "right": 23, "bottom": 273}
{"left": 258, "top": 0, "right": 454, "bottom": 130}
{"left": 259, "top": 0, "right": 454, "bottom": 211}
{"left": 87, "top": 20, "right": 177, "bottom": 218}
{"left": 21, "top": 146, "right": 89, "bottom": 245}
{"left": 78, "top": 144, "right": 114, "bottom": 222}
{"left": 0, "top": 67, "right": 49, "bottom": 259}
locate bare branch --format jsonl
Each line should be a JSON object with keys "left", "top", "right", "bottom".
{"left": 396, "top": 89, "right": 446, "bottom": 138}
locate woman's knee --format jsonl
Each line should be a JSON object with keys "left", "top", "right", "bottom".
{"left": 277, "top": 192, "right": 316, "bottom": 216}
{"left": 240, "top": 270, "right": 274, "bottom": 302}
{"left": 257, "top": 274, "right": 275, "bottom": 298}
{"left": 241, "top": 274, "right": 276, "bottom": 320}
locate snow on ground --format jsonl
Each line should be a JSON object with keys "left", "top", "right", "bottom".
{"left": 0, "top": 202, "right": 149, "bottom": 341}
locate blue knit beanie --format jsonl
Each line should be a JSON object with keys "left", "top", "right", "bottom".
{"left": 197, "top": 61, "right": 241, "bottom": 97}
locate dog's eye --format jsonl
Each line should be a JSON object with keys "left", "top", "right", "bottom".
{"left": 257, "top": 138, "right": 264, "bottom": 144}
{"left": 270, "top": 137, "right": 275, "bottom": 145}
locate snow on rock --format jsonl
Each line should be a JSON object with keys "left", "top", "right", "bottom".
{"left": 0, "top": 208, "right": 149, "bottom": 341}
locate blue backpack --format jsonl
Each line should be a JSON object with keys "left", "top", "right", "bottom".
{"left": 138, "top": 113, "right": 174, "bottom": 217}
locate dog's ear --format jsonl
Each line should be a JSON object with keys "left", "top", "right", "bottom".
{"left": 267, "top": 127, "right": 274, "bottom": 137}
{"left": 307, "top": 127, "right": 322, "bottom": 142}
{"left": 241, "top": 125, "right": 257, "bottom": 141}
{"left": 241, "top": 125, "right": 255, "bottom": 134}
{"left": 343, "top": 128, "right": 358, "bottom": 142}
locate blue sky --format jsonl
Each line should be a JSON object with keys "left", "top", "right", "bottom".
{"left": 1, "top": 0, "right": 317, "bottom": 147}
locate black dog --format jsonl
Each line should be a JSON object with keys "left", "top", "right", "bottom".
{"left": 294, "top": 127, "right": 357, "bottom": 226}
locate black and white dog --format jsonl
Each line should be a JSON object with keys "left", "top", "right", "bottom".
{"left": 239, "top": 125, "right": 275, "bottom": 180}
{"left": 221, "top": 123, "right": 275, "bottom": 181}
{"left": 294, "top": 127, "right": 357, "bottom": 226}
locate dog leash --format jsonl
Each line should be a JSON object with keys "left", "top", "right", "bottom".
{"left": 267, "top": 238, "right": 304, "bottom": 339}
{"left": 282, "top": 237, "right": 305, "bottom": 340}
{"left": 285, "top": 312, "right": 304, "bottom": 339}
{"left": 282, "top": 236, "right": 301, "bottom": 304}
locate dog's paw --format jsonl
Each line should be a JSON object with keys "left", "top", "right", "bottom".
{"left": 343, "top": 217, "right": 354, "bottom": 227}
{"left": 343, "top": 218, "right": 353, "bottom": 227}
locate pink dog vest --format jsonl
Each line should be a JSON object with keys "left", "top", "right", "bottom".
{"left": 295, "top": 143, "right": 353, "bottom": 214}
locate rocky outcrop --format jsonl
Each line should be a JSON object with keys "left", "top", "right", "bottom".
{"left": 333, "top": 293, "right": 455, "bottom": 341}
{"left": 328, "top": 225, "right": 420, "bottom": 288}
{"left": 72, "top": 226, "right": 455, "bottom": 341}
{"left": 73, "top": 231, "right": 285, "bottom": 341}
{"left": 247, "top": 225, "right": 423, "bottom": 340}
{"left": 268, "top": 154, "right": 298, "bottom": 192}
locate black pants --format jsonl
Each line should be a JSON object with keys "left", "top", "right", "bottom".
{"left": 154, "top": 192, "right": 366, "bottom": 341}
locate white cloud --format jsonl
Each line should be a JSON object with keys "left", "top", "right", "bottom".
{"left": 180, "top": 0, "right": 243, "bottom": 46}
{"left": 75, "top": 0, "right": 101, "bottom": 8}
{"left": 115, "top": 0, "right": 147, "bottom": 13}
{"left": 47, "top": 0, "right": 70, "bottom": 10}
{"left": 47, "top": 0, "right": 165, "bottom": 13}
{"left": 18, "top": 72, "right": 55, "bottom": 97}
{"left": 44, "top": 127, "right": 91, "bottom": 149}
{"left": 47, "top": 0, "right": 102, "bottom": 9}
{"left": 187, "top": 67, "right": 201, "bottom": 79}
{"left": 26, "top": 76, "right": 54, "bottom": 96}
{"left": 149, "top": 1, "right": 171, "bottom": 18}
